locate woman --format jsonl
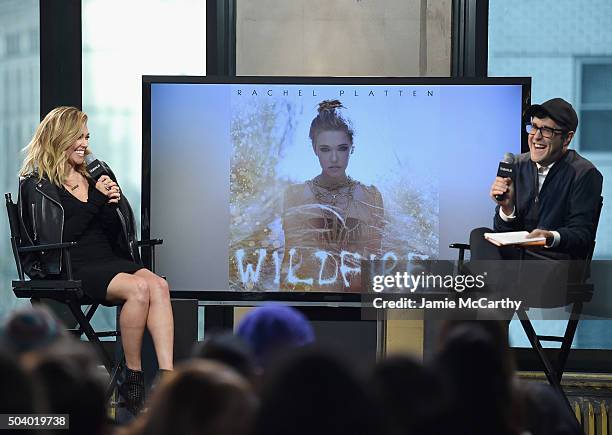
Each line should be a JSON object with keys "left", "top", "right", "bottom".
{"left": 282, "top": 100, "right": 384, "bottom": 291}
{"left": 17, "top": 106, "right": 173, "bottom": 414}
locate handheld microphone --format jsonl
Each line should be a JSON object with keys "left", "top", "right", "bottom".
{"left": 494, "top": 152, "right": 516, "bottom": 201}
{"left": 85, "top": 153, "right": 108, "bottom": 181}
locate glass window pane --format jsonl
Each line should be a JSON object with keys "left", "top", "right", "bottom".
{"left": 582, "top": 64, "right": 612, "bottom": 104}
{"left": 0, "top": 0, "right": 40, "bottom": 320}
{"left": 580, "top": 110, "right": 612, "bottom": 151}
{"left": 236, "top": 0, "right": 452, "bottom": 76}
{"left": 82, "top": 0, "right": 206, "bottom": 228}
{"left": 82, "top": 0, "right": 205, "bottom": 329}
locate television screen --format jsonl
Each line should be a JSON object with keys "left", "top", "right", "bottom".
{"left": 143, "top": 77, "right": 529, "bottom": 298}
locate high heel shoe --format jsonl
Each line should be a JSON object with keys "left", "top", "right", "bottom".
{"left": 119, "top": 367, "right": 145, "bottom": 415}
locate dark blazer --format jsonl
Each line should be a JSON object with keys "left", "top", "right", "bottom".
{"left": 17, "top": 162, "right": 140, "bottom": 278}
{"left": 494, "top": 150, "right": 603, "bottom": 259}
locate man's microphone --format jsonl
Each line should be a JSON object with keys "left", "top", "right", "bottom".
{"left": 85, "top": 153, "right": 108, "bottom": 180}
{"left": 494, "top": 152, "right": 516, "bottom": 201}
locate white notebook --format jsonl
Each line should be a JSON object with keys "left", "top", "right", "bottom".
{"left": 484, "top": 231, "right": 546, "bottom": 247}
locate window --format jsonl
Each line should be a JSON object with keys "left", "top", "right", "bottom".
{"left": 82, "top": 0, "right": 206, "bottom": 330}
{"left": 82, "top": 0, "right": 206, "bottom": 225}
{"left": 6, "top": 33, "right": 20, "bottom": 57}
{"left": 576, "top": 60, "right": 612, "bottom": 152}
{"left": 236, "top": 0, "right": 452, "bottom": 76}
{"left": 0, "top": 0, "right": 40, "bottom": 320}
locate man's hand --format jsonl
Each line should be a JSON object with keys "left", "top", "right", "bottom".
{"left": 527, "top": 229, "right": 554, "bottom": 246}
{"left": 490, "top": 176, "right": 515, "bottom": 215}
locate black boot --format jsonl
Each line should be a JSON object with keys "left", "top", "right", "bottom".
{"left": 150, "top": 368, "right": 173, "bottom": 394}
{"left": 119, "top": 367, "right": 145, "bottom": 415}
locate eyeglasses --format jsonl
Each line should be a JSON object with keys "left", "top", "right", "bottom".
{"left": 525, "top": 123, "right": 566, "bottom": 139}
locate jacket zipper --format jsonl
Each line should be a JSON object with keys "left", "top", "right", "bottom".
{"left": 36, "top": 186, "right": 65, "bottom": 270}
{"left": 31, "top": 203, "right": 38, "bottom": 241}
{"left": 18, "top": 184, "right": 34, "bottom": 245}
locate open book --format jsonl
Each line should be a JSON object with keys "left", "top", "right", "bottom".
{"left": 484, "top": 231, "right": 546, "bottom": 247}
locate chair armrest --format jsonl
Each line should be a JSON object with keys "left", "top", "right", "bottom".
{"left": 137, "top": 239, "right": 163, "bottom": 247}
{"left": 136, "top": 239, "right": 163, "bottom": 273}
{"left": 567, "top": 282, "right": 593, "bottom": 292}
{"left": 18, "top": 241, "right": 77, "bottom": 253}
{"left": 449, "top": 243, "right": 471, "bottom": 273}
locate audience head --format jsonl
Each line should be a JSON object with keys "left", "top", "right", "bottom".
{"left": 235, "top": 303, "right": 314, "bottom": 366}
{"left": 438, "top": 319, "right": 515, "bottom": 379}
{"left": 1, "top": 305, "right": 66, "bottom": 355}
{"left": 368, "top": 354, "right": 450, "bottom": 435}
{"left": 2, "top": 306, "right": 107, "bottom": 434}
{"left": 192, "top": 331, "right": 257, "bottom": 381}
{"left": 130, "top": 360, "right": 257, "bottom": 435}
{"left": 30, "top": 343, "right": 107, "bottom": 435}
{"left": 435, "top": 320, "right": 518, "bottom": 435}
{"left": 518, "top": 382, "right": 583, "bottom": 435}
{"left": 254, "top": 348, "right": 379, "bottom": 435}
{"left": 0, "top": 351, "right": 36, "bottom": 414}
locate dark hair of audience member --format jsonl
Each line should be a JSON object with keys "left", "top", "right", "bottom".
{"left": 29, "top": 340, "right": 107, "bottom": 435}
{"left": 517, "top": 381, "right": 583, "bottom": 435}
{"left": 0, "top": 305, "right": 67, "bottom": 356}
{"left": 0, "top": 351, "right": 38, "bottom": 434}
{"left": 191, "top": 331, "right": 257, "bottom": 382}
{"left": 121, "top": 360, "right": 257, "bottom": 435}
{"left": 368, "top": 354, "right": 451, "bottom": 435}
{"left": 435, "top": 320, "right": 520, "bottom": 435}
{"left": 253, "top": 348, "right": 380, "bottom": 435}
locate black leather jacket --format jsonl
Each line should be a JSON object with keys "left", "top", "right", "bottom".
{"left": 17, "top": 162, "right": 141, "bottom": 278}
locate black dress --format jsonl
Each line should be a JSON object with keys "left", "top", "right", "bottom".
{"left": 60, "top": 183, "right": 143, "bottom": 305}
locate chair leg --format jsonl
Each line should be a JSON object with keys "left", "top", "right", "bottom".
{"left": 556, "top": 302, "right": 582, "bottom": 383}
{"left": 67, "top": 300, "right": 113, "bottom": 373}
{"left": 106, "top": 353, "right": 125, "bottom": 402}
{"left": 517, "top": 308, "right": 572, "bottom": 410}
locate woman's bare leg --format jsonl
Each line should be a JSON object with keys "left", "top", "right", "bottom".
{"left": 134, "top": 269, "right": 174, "bottom": 369}
{"left": 106, "top": 273, "right": 150, "bottom": 370}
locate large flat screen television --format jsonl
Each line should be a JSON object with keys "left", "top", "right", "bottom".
{"left": 142, "top": 76, "right": 530, "bottom": 302}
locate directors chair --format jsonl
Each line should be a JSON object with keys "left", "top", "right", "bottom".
{"left": 5, "top": 192, "right": 163, "bottom": 402}
{"left": 450, "top": 196, "right": 603, "bottom": 407}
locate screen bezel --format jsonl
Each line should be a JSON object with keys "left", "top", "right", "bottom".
{"left": 141, "top": 75, "right": 531, "bottom": 303}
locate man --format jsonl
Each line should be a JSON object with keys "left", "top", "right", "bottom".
{"left": 471, "top": 97, "right": 603, "bottom": 262}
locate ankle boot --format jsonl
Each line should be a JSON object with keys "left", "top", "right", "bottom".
{"left": 119, "top": 368, "right": 145, "bottom": 415}
{"left": 151, "top": 368, "right": 173, "bottom": 392}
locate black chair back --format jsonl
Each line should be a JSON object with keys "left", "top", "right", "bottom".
{"left": 580, "top": 195, "right": 603, "bottom": 282}
{"left": 588, "top": 196, "right": 604, "bottom": 263}
{"left": 5, "top": 193, "right": 24, "bottom": 279}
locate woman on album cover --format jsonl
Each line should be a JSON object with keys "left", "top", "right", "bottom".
{"left": 282, "top": 99, "right": 385, "bottom": 291}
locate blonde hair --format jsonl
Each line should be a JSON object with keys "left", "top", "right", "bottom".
{"left": 20, "top": 106, "right": 90, "bottom": 186}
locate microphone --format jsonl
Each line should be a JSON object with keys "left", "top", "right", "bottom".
{"left": 494, "top": 152, "right": 516, "bottom": 201}
{"left": 85, "top": 153, "right": 108, "bottom": 181}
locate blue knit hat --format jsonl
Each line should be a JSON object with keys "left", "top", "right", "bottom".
{"left": 236, "top": 303, "right": 315, "bottom": 364}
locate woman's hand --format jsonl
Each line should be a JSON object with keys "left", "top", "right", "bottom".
{"left": 95, "top": 175, "right": 121, "bottom": 204}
